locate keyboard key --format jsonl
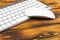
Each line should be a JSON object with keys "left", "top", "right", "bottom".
{"left": 8, "top": 18, "right": 13, "bottom": 22}
{"left": 4, "top": 20, "right": 9, "bottom": 23}
{"left": 0, "top": 19, "right": 3, "bottom": 21}
{"left": 3, "top": 16, "right": 9, "bottom": 19}
{"left": 0, "top": 26, "right": 4, "bottom": 32}
{"left": 6, "top": 22, "right": 12, "bottom": 26}
{"left": 1, "top": 24, "right": 9, "bottom": 30}
{"left": 10, "top": 21, "right": 17, "bottom": 25}
{"left": 0, "top": 22, "right": 5, "bottom": 25}
{"left": 11, "top": 17, "right": 17, "bottom": 20}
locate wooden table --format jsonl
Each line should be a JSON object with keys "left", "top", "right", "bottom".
{"left": 0, "top": 0, "right": 60, "bottom": 40}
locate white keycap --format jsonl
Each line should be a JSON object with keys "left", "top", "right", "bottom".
{"left": 2, "top": 24, "right": 8, "bottom": 29}
{"left": 0, "top": 18, "right": 3, "bottom": 21}
{"left": 0, "top": 26, "right": 4, "bottom": 32}
{"left": 11, "top": 17, "right": 17, "bottom": 20}
{"left": 10, "top": 21, "right": 17, "bottom": 25}
{"left": 3, "top": 17, "right": 7, "bottom": 20}
{"left": 8, "top": 18, "right": 14, "bottom": 22}
{"left": 6, "top": 22, "right": 12, "bottom": 26}
{"left": 4, "top": 20, "right": 9, "bottom": 23}
{"left": 0, "top": 22, "right": 5, "bottom": 25}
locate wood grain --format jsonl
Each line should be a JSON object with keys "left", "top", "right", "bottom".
{"left": 0, "top": 0, "right": 60, "bottom": 40}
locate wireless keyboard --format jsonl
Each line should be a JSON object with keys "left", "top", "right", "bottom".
{"left": 0, "top": 0, "right": 55, "bottom": 32}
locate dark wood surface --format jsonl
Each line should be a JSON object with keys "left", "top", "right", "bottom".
{"left": 0, "top": 0, "right": 60, "bottom": 40}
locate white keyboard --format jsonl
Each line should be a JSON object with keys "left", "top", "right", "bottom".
{"left": 0, "top": 0, "right": 54, "bottom": 32}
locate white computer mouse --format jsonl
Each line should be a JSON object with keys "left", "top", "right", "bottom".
{"left": 24, "top": 7, "right": 55, "bottom": 19}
